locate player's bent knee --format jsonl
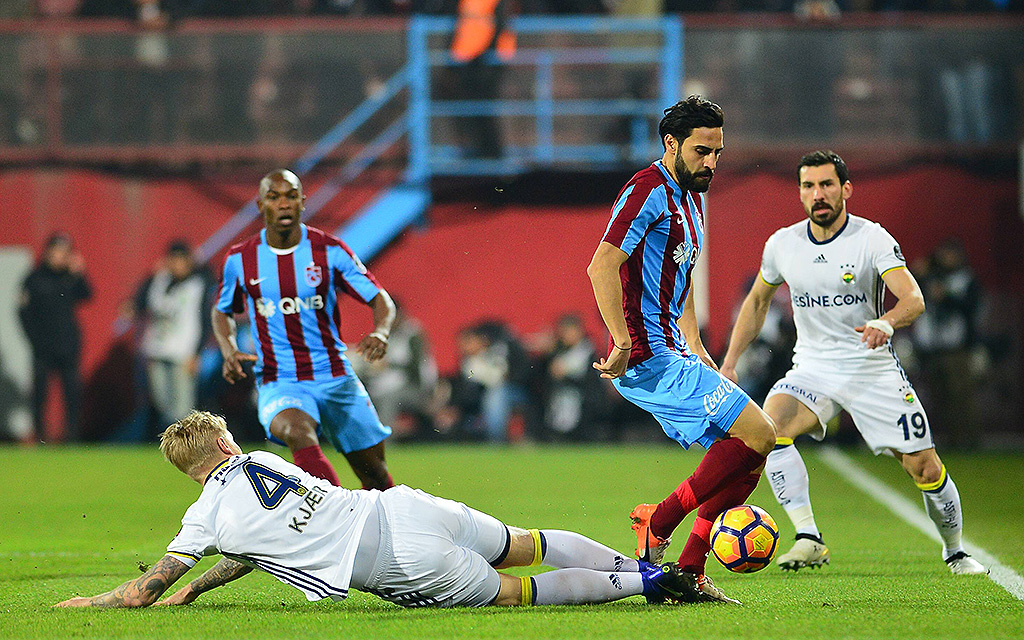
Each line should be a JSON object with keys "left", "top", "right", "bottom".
{"left": 909, "top": 458, "right": 943, "bottom": 485}
{"left": 773, "top": 417, "right": 803, "bottom": 440}
{"left": 755, "top": 420, "right": 777, "bottom": 456}
{"left": 737, "top": 408, "right": 777, "bottom": 456}
{"left": 900, "top": 449, "right": 942, "bottom": 485}
{"left": 270, "top": 413, "right": 319, "bottom": 449}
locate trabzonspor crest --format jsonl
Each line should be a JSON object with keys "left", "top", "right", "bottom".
{"left": 305, "top": 263, "right": 323, "bottom": 287}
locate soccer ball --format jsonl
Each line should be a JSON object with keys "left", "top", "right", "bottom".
{"left": 710, "top": 504, "right": 780, "bottom": 573}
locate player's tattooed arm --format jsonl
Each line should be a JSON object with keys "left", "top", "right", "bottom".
{"left": 156, "top": 558, "right": 252, "bottom": 606}
{"left": 54, "top": 555, "right": 191, "bottom": 608}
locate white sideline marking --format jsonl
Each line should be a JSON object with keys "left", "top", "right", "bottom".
{"left": 817, "top": 446, "right": 1024, "bottom": 603}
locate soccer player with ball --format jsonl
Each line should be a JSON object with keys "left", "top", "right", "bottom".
{"left": 589, "top": 96, "right": 778, "bottom": 604}
{"left": 719, "top": 150, "right": 986, "bottom": 576}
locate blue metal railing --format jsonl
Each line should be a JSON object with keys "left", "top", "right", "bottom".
{"left": 408, "top": 15, "right": 683, "bottom": 176}
{"left": 195, "top": 65, "right": 412, "bottom": 264}
{"left": 197, "top": 16, "right": 684, "bottom": 262}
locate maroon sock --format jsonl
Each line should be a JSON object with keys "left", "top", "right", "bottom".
{"left": 677, "top": 472, "right": 761, "bottom": 574}
{"left": 650, "top": 490, "right": 688, "bottom": 540}
{"left": 650, "top": 438, "right": 765, "bottom": 539}
{"left": 676, "top": 517, "right": 714, "bottom": 575}
{"left": 292, "top": 445, "right": 341, "bottom": 487}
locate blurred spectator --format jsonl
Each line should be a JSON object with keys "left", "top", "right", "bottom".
{"left": 938, "top": 59, "right": 996, "bottom": 142}
{"left": 911, "top": 239, "right": 983, "bottom": 449}
{"left": 0, "top": 1, "right": 35, "bottom": 18}
{"left": 76, "top": 0, "right": 411, "bottom": 20}
{"left": 0, "top": 352, "right": 31, "bottom": 443}
{"left": 793, "top": 0, "right": 842, "bottom": 19}
{"left": 519, "top": 0, "right": 605, "bottom": 11}
{"left": 124, "top": 240, "right": 213, "bottom": 429}
{"left": 437, "top": 321, "right": 531, "bottom": 442}
{"left": 37, "top": 0, "right": 84, "bottom": 17}
{"left": 18, "top": 233, "right": 92, "bottom": 443}
{"left": 447, "top": 0, "right": 515, "bottom": 159}
{"left": 536, "top": 314, "right": 607, "bottom": 441}
{"left": 351, "top": 301, "right": 438, "bottom": 439}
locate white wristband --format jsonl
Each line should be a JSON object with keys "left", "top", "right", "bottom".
{"left": 368, "top": 331, "right": 388, "bottom": 343}
{"left": 865, "top": 319, "right": 894, "bottom": 337}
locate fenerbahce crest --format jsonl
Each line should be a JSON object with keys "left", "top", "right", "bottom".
{"left": 673, "top": 242, "right": 699, "bottom": 266}
{"left": 840, "top": 263, "right": 856, "bottom": 285}
{"left": 305, "top": 263, "right": 323, "bottom": 287}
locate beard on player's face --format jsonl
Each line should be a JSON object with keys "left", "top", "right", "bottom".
{"left": 674, "top": 154, "right": 713, "bottom": 193}
{"left": 807, "top": 198, "right": 844, "bottom": 228}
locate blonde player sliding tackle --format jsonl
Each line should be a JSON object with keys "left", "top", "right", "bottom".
{"left": 719, "top": 150, "right": 986, "bottom": 575}
{"left": 55, "top": 411, "right": 713, "bottom": 610}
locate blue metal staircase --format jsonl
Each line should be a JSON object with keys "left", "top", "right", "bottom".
{"left": 197, "top": 15, "right": 683, "bottom": 265}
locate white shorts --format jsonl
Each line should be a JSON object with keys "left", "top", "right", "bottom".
{"left": 362, "top": 485, "right": 509, "bottom": 608}
{"left": 766, "top": 357, "right": 934, "bottom": 455}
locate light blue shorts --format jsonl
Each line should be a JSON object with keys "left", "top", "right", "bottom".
{"left": 257, "top": 375, "right": 391, "bottom": 454}
{"left": 613, "top": 352, "right": 751, "bottom": 449}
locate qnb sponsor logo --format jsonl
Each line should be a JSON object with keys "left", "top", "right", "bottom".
{"left": 792, "top": 291, "right": 868, "bottom": 308}
{"left": 255, "top": 295, "right": 325, "bottom": 319}
{"left": 255, "top": 298, "right": 276, "bottom": 318}
{"left": 702, "top": 379, "right": 734, "bottom": 415}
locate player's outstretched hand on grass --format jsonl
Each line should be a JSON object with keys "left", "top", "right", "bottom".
{"left": 222, "top": 350, "right": 257, "bottom": 384}
{"left": 53, "top": 597, "right": 93, "bottom": 608}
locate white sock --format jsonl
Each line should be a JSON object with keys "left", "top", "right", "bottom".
{"left": 919, "top": 468, "right": 964, "bottom": 560}
{"left": 766, "top": 443, "right": 821, "bottom": 539}
{"left": 528, "top": 569, "right": 643, "bottom": 605}
{"left": 539, "top": 530, "right": 640, "bottom": 572}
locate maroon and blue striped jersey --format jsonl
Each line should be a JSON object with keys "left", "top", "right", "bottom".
{"left": 216, "top": 224, "right": 382, "bottom": 383}
{"left": 601, "top": 161, "right": 706, "bottom": 367}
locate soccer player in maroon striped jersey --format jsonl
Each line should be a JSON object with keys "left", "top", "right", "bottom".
{"left": 587, "top": 96, "right": 777, "bottom": 603}
{"left": 212, "top": 169, "right": 396, "bottom": 491}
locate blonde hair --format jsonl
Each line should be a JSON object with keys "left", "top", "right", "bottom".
{"left": 160, "top": 411, "right": 231, "bottom": 475}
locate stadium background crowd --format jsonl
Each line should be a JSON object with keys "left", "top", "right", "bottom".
{"left": 1, "top": 1, "right": 1021, "bottom": 452}
{"left": 4, "top": 231, "right": 1014, "bottom": 450}
{"left": 6, "top": 0, "right": 1024, "bottom": 20}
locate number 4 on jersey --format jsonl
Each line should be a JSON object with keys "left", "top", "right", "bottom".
{"left": 243, "top": 462, "right": 308, "bottom": 509}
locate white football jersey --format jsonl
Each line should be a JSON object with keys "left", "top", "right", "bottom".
{"left": 166, "top": 450, "right": 379, "bottom": 601}
{"left": 759, "top": 214, "right": 907, "bottom": 365}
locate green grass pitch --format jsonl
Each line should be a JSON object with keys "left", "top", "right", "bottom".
{"left": 2, "top": 443, "right": 1022, "bottom": 639}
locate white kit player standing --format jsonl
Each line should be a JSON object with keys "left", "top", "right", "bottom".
{"left": 719, "top": 150, "right": 986, "bottom": 575}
